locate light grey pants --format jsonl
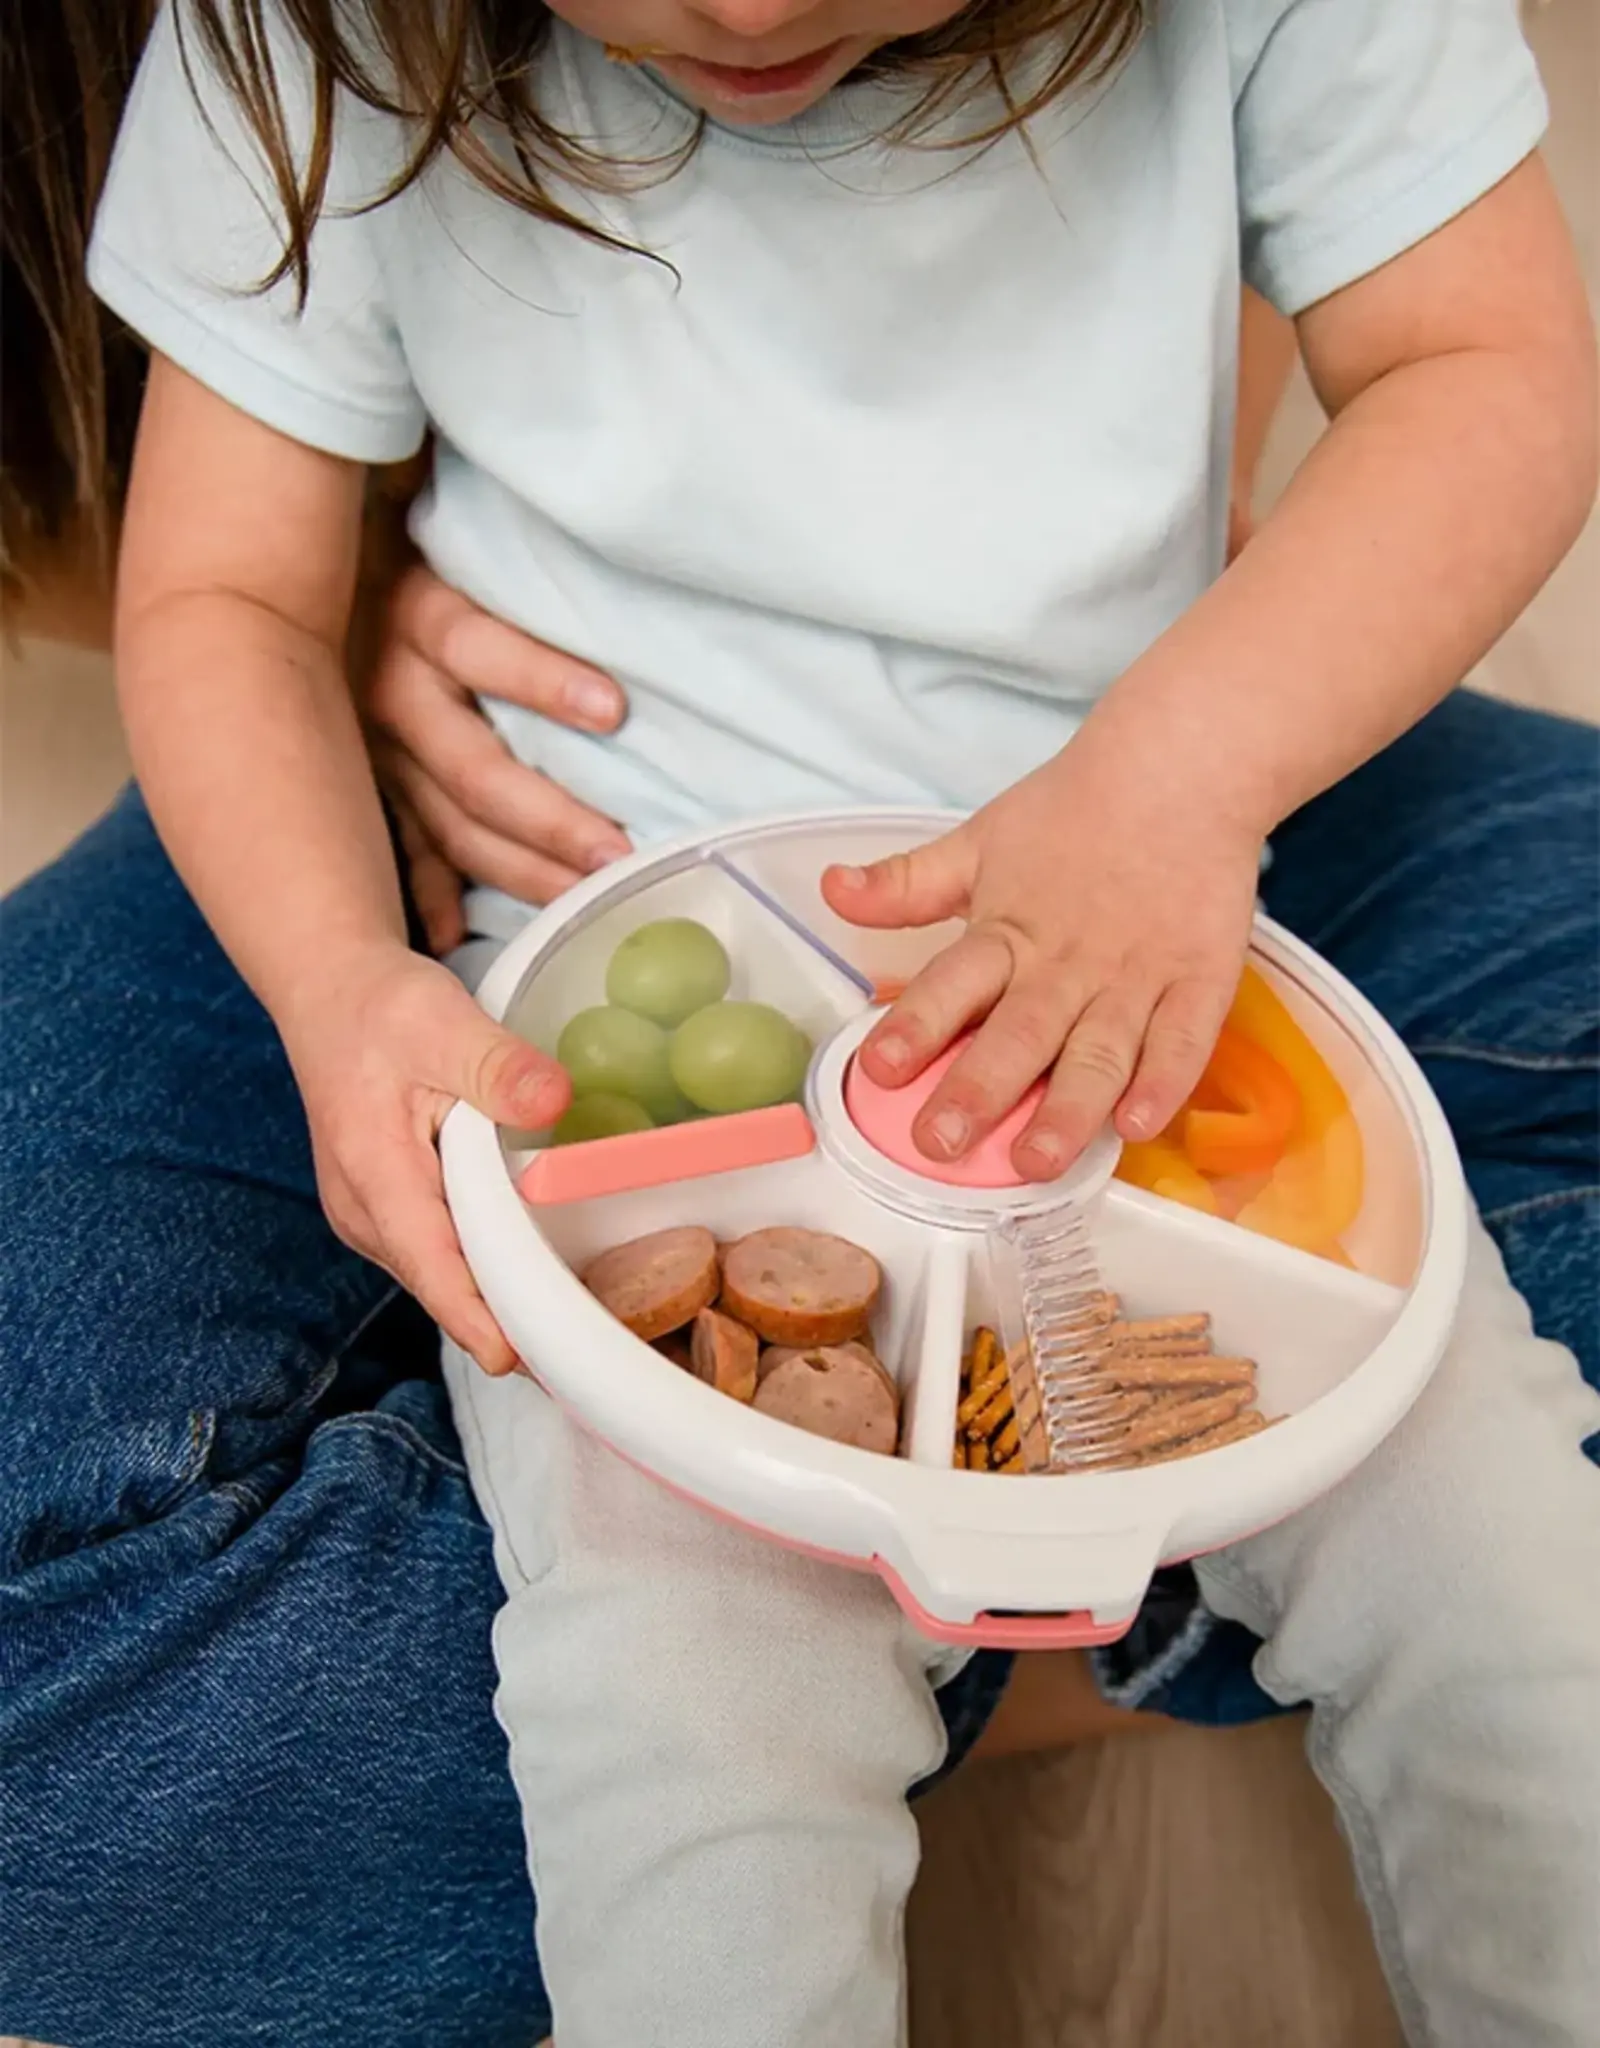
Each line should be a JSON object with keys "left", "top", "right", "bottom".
{"left": 444, "top": 1213, "right": 1600, "bottom": 2048}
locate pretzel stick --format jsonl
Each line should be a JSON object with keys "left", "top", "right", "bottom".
{"left": 958, "top": 1361, "right": 1009, "bottom": 1431}
{"left": 964, "top": 1383, "right": 1014, "bottom": 1443}
{"left": 1117, "top": 1386, "right": 1255, "bottom": 1454}
{"left": 1099, "top": 1355, "right": 1257, "bottom": 1393}
{"left": 1118, "top": 1409, "right": 1272, "bottom": 1468}
{"left": 1109, "top": 1313, "right": 1211, "bottom": 1348}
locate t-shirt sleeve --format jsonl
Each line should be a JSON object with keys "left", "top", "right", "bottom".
{"left": 1229, "top": 0, "right": 1548, "bottom": 316}
{"left": 88, "top": 1, "right": 425, "bottom": 462}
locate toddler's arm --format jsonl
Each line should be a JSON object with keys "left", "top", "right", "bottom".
{"left": 832, "top": 156, "right": 1596, "bottom": 1176}
{"left": 115, "top": 358, "right": 568, "bottom": 1367}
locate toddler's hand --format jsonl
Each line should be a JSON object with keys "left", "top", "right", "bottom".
{"left": 822, "top": 749, "right": 1262, "bottom": 1181}
{"left": 279, "top": 947, "right": 569, "bottom": 1372}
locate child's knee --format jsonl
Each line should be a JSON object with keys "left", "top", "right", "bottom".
{"left": 1199, "top": 1216, "right": 1600, "bottom": 1693}
{"left": 444, "top": 1348, "right": 951, "bottom": 1791}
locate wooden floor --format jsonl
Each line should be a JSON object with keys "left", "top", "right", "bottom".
{"left": 910, "top": 1717, "right": 1403, "bottom": 2048}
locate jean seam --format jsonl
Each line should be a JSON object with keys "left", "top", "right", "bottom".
{"left": 159, "top": 1278, "right": 416, "bottom": 1525}
{"left": 1480, "top": 1185, "right": 1599, "bottom": 1228}
{"left": 1303, "top": 1717, "right": 1438, "bottom": 2048}
{"left": 305, "top": 1283, "right": 473, "bottom": 1481}
{"left": 446, "top": 1346, "right": 548, "bottom": 1591}
{"left": 1090, "top": 1599, "right": 1217, "bottom": 1711}
{"left": 1200, "top": 1553, "right": 1435, "bottom": 2046}
{"left": 141, "top": 1407, "right": 220, "bottom": 1522}
{"left": 1411, "top": 1041, "right": 1598, "bottom": 1075}
{"left": 318, "top": 1408, "right": 470, "bottom": 1482}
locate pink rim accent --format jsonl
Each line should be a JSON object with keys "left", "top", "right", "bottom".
{"left": 871, "top": 1562, "right": 1137, "bottom": 1650}
{"left": 844, "top": 1036, "right": 1045, "bottom": 1189}
{"left": 517, "top": 1102, "right": 814, "bottom": 1206}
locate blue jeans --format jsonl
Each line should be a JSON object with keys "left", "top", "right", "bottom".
{"left": 2, "top": 691, "right": 1595, "bottom": 2048}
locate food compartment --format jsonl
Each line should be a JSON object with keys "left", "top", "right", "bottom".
{"left": 536, "top": 1152, "right": 952, "bottom": 1463}
{"left": 1097, "top": 1186, "right": 1404, "bottom": 1415}
{"left": 500, "top": 858, "right": 865, "bottom": 1160}
{"left": 936, "top": 1181, "right": 1405, "bottom": 1476}
{"left": 1112, "top": 953, "right": 1425, "bottom": 1287}
{"left": 716, "top": 814, "right": 967, "bottom": 1002}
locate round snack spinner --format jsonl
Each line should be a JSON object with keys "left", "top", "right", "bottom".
{"left": 441, "top": 810, "right": 1469, "bottom": 1649}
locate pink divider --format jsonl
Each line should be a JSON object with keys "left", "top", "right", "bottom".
{"left": 517, "top": 1102, "right": 815, "bottom": 1207}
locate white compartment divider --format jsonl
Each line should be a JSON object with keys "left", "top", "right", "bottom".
{"left": 710, "top": 852, "right": 874, "bottom": 997}
{"left": 1096, "top": 1182, "right": 1405, "bottom": 1419}
{"left": 718, "top": 814, "right": 968, "bottom": 996}
{"left": 900, "top": 1232, "right": 970, "bottom": 1467}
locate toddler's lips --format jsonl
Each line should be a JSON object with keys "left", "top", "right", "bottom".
{"left": 666, "top": 40, "right": 847, "bottom": 99}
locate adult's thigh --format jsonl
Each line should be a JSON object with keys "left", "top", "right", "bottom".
{"left": 0, "top": 790, "right": 544, "bottom": 2048}
{"left": 1263, "top": 688, "right": 1598, "bottom": 1382}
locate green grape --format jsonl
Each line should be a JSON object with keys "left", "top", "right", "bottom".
{"left": 556, "top": 1006, "right": 689, "bottom": 1124}
{"left": 669, "top": 1002, "right": 813, "bottom": 1115}
{"left": 549, "top": 1093, "right": 655, "bottom": 1146}
{"left": 606, "top": 918, "right": 731, "bottom": 1027}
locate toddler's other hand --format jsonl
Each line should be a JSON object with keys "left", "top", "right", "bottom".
{"left": 822, "top": 747, "right": 1261, "bottom": 1181}
{"left": 279, "top": 947, "right": 570, "bottom": 1372}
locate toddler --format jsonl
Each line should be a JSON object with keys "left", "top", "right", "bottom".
{"left": 90, "top": 0, "right": 1600, "bottom": 2041}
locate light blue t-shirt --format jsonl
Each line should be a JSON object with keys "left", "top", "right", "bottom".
{"left": 91, "top": 2, "right": 1545, "bottom": 897}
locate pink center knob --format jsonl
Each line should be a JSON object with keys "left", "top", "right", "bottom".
{"left": 843, "top": 1036, "right": 1044, "bottom": 1189}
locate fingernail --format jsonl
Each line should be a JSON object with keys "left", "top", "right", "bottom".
{"left": 1023, "top": 1130, "right": 1065, "bottom": 1169}
{"left": 1120, "top": 1101, "right": 1155, "bottom": 1138}
{"left": 516, "top": 1072, "right": 563, "bottom": 1119}
{"left": 567, "top": 677, "right": 620, "bottom": 728}
{"left": 585, "top": 836, "right": 631, "bottom": 873}
{"left": 928, "top": 1109, "right": 969, "bottom": 1156}
{"left": 874, "top": 1033, "right": 909, "bottom": 1073}
{"left": 834, "top": 865, "right": 868, "bottom": 889}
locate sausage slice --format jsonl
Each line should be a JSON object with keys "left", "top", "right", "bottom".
{"left": 754, "top": 1345, "right": 900, "bottom": 1455}
{"left": 582, "top": 1226, "right": 719, "bottom": 1342}
{"left": 759, "top": 1339, "right": 895, "bottom": 1405}
{"left": 720, "top": 1228, "right": 881, "bottom": 1346}
{"left": 690, "top": 1307, "right": 759, "bottom": 1403}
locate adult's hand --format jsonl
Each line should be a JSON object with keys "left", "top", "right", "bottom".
{"left": 361, "top": 558, "right": 633, "bottom": 950}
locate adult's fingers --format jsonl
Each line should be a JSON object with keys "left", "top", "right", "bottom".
{"left": 384, "top": 746, "right": 597, "bottom": 909}
{"left": 386, "top": 776, "right": 468, "bottom": 954}
{"left": 387, "top": 564, "right": 624, "bottom": 731}
{"left": 372, "top": 642, "right": 631, "bottom": 875}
